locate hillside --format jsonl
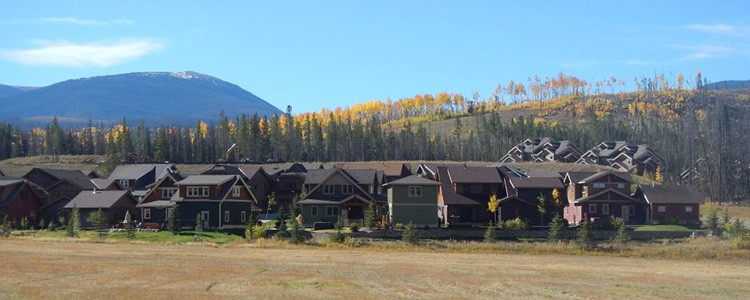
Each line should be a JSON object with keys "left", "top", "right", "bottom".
{"left": 0, "top": 84, "right": 36, "bottom": 98}
{"left": 702, "top": 80, "right": 750, "bottom": 90}
{"left": 0, "top": 71, "right": 282, "bottom": 126}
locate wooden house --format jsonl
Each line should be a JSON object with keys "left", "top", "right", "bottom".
{"left": 108, "top": 163, "right": 178, "bottom": 200}
{"left": 171, "top": 175, "right": 259, "bottom": 229}
{"left": 499, "top": 138, "right": 583, "bottom": 163}
{"left": 577, "top": 141, "right": 663, "bottom": 174}
{"left": 0, "top": 179, "right": 44, "bottom": 226}
{"left": 201, "top": 164, "right": 275, "bottom": 209}
{"left": 500, "top": 176, "right": 565, "bottom": 226}
{"left": 563, "top": 171, "right": 646, "bottom": 224}
{"left": 336, "top": 162, "right": 411, "bottom": 183}
{"left": 298, "top": 168, "right": 386, "bottom": 226}
{"left": 633, "top": 184, "right": 703, "bottom": 224}
{"left": 383, "top": 175, "right": 441, "bottom": 227}
{"left": 435, "top": 166, "right": 504, "bottom": 225}
{"left": 415, "top": 163, "right": 465, "bottom": 180}
{"left": 24, "top": 168, "right": 100, "bottom": 223}
{"left": 135, "top": 171, "right": 184, "bottom": 227}
{"left": 63, "top": 190, "right": 139, "bottom": 228}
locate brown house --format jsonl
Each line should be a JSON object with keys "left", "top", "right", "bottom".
{"left": 633, "top": 185, "right": 703, "bottom": 224}
{"left": 24, "top": 168, "right": 100, "bottom": 223}
{"left": 563, "top": 171, "right": 646, "bottom": 224}
{"left": 0, "top": 179, "right": 44, "bottom": 226}
{"left": 436, "top": 166, "right": 504, "bottom": 225}
{"left": 298, "top": 168, "right": 386, "bottom": 226}
{"left": 135, "top": 171, "right": 184, "bottom": 227}
{"left": 201, "top": 164, "right": 275, "bottom": 210}
{"left": 500, "top": 176, "right": 565, "bottom": 226}
{"left": 64, "top": 190, "right": 139, "bottom": 228}
{"left": 500, "top": 138, "right": 583, "bottom": 163}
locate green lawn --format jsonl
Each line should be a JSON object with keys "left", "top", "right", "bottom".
{"left": 633, "top": 225, "right": 693, "bottom": 232}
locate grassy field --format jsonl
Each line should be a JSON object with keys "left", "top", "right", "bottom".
{"left": 702, "top": 203, "right": 750, "bottom": 222}
{"left": 1, "top": 239, "right": 749, "bottom": 299}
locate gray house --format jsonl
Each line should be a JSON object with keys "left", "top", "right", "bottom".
{"left": 172, "top": 175, "right": 260, "bottom": 230}
{"left": 64, "top": 190, "right": 139, "bottom": 228}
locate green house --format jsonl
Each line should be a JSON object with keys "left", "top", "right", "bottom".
{"left": 384, "top": 175, "right": 440, "bottom": 227}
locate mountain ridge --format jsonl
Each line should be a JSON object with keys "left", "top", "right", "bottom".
{"left": 0, "top": 71, "right": 282, "bottom": 126}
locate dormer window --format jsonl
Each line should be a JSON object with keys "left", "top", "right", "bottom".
{"left": 119, "top": 180, "right": 129, "bottom": 187}
{"left": 187, "top": 186, "right": 209, "bottom": 197}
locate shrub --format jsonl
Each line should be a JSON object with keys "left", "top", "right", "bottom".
{"left": 503, "top": 217, "right": 530, "bottom": 231}
{"left": 724, "top": 219, "right": 745, "bottom": 240}
{"left": 124, "top": 221, "right": 135, "bottom": 239}
{"left": 402, "top": 221, "right": 418, "bottom": 244}
{"left": 577, "top": 217, "right": 595, "bottom": 250}
{"left": 167, "top": 209, "right": 180, "bottom": 235}
{"left": 484, "top": 223, "right": 496, "bottom": 242}
{"left": 704, "top": 206, "right": 721, "bottom": 237}
{"left": 610, "top": 217, "right": 629, "bottom": 244}
{"left": 382, "top": 222, "right": 391, "bottom": 230}
{"left": 0, "top": 215, "right": 11, "bottom": 237}
{"left": 660, "top": 216, "right": 681, "bottom": 225}
{"left": 329, "top": 219, "right": 346, "bottom": 244}
{"left": 87, "top": 208, "right": 106, "bottom": 238}
{"left": 396, "top": 222, "right": 403, "bottom": 230}
{"left": 349, "top": 223, "right": 360, "bottom": 233}
{"left": 47, "top": 220, "right": 56, "bottom": 231}
{"left": 732, "top": 233, "right": 750, "bottom": 250}
{"left": 548, "top": 213, "right": 565, "bottom": 242}
{"left": 67, "top": 205, "right": 80, "bottom": 238}
{"left": 289, "top": 218, "right": 305, "bottom": 244}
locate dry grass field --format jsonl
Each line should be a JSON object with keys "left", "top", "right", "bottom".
{"left": 1, "top": 240, "right": 749, "bottom": 299}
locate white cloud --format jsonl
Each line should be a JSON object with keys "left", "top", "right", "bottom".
{"left": 685, "top": 24, "right": 750, "bottom": 36}
{"left": 0, "top": 39, "right": 164, "bottom": 68}
{"left": 6, "top": 17, "right": 135, "bottom": 26}
{"left": 672, "top": 44, "right": 738, "bottom": 61}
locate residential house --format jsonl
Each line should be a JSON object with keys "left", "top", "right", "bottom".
{"left": 0, "top": 179, "right": 44, "bottom": 226}
{"left": 298, "top": 168, "right": 386, "bottom": 226}
{"left": 63, "top": 190, "right": 139, "bottom": 228}
{"left": 415, "top": 163, "right": 465, "bottom": 180}
{"left": 436, "top": 166, "right": 504, "bottom": 225}
{"left": 679, "top": 158, "right": 705, "bottom": 184}
{"left": 24, "top": 168, "right": 100, "bottom": 223}
{"left": 108, "top": 163, "right": 178, "bottom": 200}
{"left": 499, "top": 138, "right": 583, "bottom": 163}
{"left": 633, "top": 184, "right": 703, "bottom": 224}
{"left": 135, "top": 171, "right": 185, "bottom": 227}
{"left": 563, "top": 171, "right": 646, "bottom": 224}
{"left": 172, "top": 175, "right": 259, "bottom": 229}
{"left": 577, "top": 141, "right": 663, "bottom": 174}
{"left": 201, "top": 164, "right": 274, "bottom": 210}
{"left": 500, "top": 176, "right": 565, "bottom": 226}
{"left": 336, "top": 162, "right": 411, "bottom": 183}
{"left": 383, "top": 175, "right": 441, "bottom": 227}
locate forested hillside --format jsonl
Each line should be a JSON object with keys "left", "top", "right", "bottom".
{"left": 0, "top": 72, "right": 747, "bottom": 203}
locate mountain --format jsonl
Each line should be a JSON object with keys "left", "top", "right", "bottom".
{"left": 0, "top": 71, "right": 282, "bottom": 126}
{"left": 0, "top": 84, "right": 37, "bottom": 98}
{"left": 702, "top": 80, "right": 750, "bottom": 90}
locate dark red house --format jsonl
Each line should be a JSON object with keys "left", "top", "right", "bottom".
{"left": 563, "top": 171, "right": 646, "bottom": 224}
{"left": 633, "top": 184, "right": 703, "bottom": 224}
{"left": 0, "top": 179, "right": 44, "bottom": 226}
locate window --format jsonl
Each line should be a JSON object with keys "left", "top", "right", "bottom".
{"left": 323, "top": 185, "right": 335, "bottom": 194}
{"left": 241, "top": 211, "right": 246, "bottom": 223}
{"left": 119, "top": 180, "right": 130, "bottom": 187}
{"left": 284, "top": 181, "right": 298, "bottom": 190}
{"left": 618, "top": 183, "right": 625, "bottom": 189}
{"left": 187, "top": 186, "right": 209, "bottom": 197}
{"left": 144, "top": 208, "right": 151, "bottom": 219}
{"left": 408, "top": 186, "right": 423, "bottom": 197}
{"left": 658, "top": 206, "right": 666, "bottom": 212}
{"left": 326, "top": 206, "right": 339, "bottom": 216}
{"left": 311, "top": 206, "right": 318, "bottom": 216}
{"left": 628, "top": 206, "right": 635, "bottom": 216}
{"left": 232, "top": 186, "right": 241, "bottom": 197}
{"left": 342, "top": 185, "right": 353, "bottom": 194}
{"left": 685, "top": 206, "right": 693, "bottom": 212}
{"left": 589, "top": 204, "right": 597, "bottom": 214}
{"left": 593, "top": 183, "right": 606, "bottom": 189}
{"left": 162, "top": 188, "right": 176, "bottom": 198}
{"left": 602, "top": 204, "right": 609, "bottom": 215}
{"left": 224, "top": 210, "right": 230, "bottom": 222}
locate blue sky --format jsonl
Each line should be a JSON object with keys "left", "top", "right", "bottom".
{"left": 1, "top": 1, "right": 749, "bottom": 113}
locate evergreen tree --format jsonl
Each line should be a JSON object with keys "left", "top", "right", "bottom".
{"left": 194, "top": 213, "right": 204, "bottom": 239}
{"left": 329, "top": 219, "right": 345, "bottom": 244}
{"left": 548, "top": 213, "right": 565, "bottom": 242}
{"left": 364, "top": 201, "right": 377, "bottom": 230}
{"left": 86, "top": 208, "right": 106, "bottom": 237}
{"left": 576, "top": 217, "right": 595, "bottom": 250}
{"left": 483, "top": 222, "right": 496, "bottom": 242}
{"left": 167, "top": 208, "right": 180, "bottom": 235}
{"left": 67, "top": 205, "right": 80, "bottom": 238}
{"left": 402, "top": 221, "right": 418, "bottom": 244}
{"left": 610, "top": 217, "right": 629, "bottom": 244}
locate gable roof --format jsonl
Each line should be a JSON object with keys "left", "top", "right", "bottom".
{"left": 108, "top": 163, "right": 174, "bottom": 180}
{"left": 304, "top": 168, "right": 375, "bottom": 202}
{"left": 508, "top": 177, "right": 564, "bottom": 189}
{"left": 25, "top": 168, "right": 98, "bottom": 190}
{"left": 304, "top": 169, "right": 337, "bottom": 185}
{"left": 436, "top": 167, "right": 481, "bottom": 206}
{"left": 175, "top": 175, "right": 236, "bottom": 186}
{"left": 639, "top": 185, "right": 703, "bottom": 204}
{"left": 90, "top": 179, "right": 122, "bottom": 190}
{"left": 564, "top": 171, "right": 599, "bottom": 184}
{"left": 0, "top": 179, "right": 26, "bottom": 207}
{"left": 447, "top": 167, "right": 503, "bottom": 184}
{"left": 578, "top": 171, "right": 633, "bottom": 184}
{"left": 343, "top": 169, "right": 378, "bottom": 184}
{"left": 384, "top": 175, "right": 440, "bottom": 186}
{"left": 64, "top": 190, "right": 135, "bottom": 209}
{"left": 571, "top": 188, "right": 641, "bottom": 204}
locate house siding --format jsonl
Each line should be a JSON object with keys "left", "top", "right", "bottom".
{"left": 388, "top": 185, "right": 438, "bottom": 227}
{"left": 0, "top": 183, "right": 42, "bottom": 225}
{"left": 650, "top": 203, "right": 700, "bottom": 223}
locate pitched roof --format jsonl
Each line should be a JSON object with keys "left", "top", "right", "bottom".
{"left": 564, "top": 171, "right": 599, "bottom": 184}
{"left": 578, "top": 171, "right": 633, "bottom": 184}
{"left": 384, "top": 175, "right": 440, "bottom": 186}
{"left": 508, "top": 177, "right": 564, "bottom": 189}
{"left": 304, "top": 169, "right": 337, "bottom": 185}
{"left": 526, "top": 172, "right": 564, "bottom": 178}
{"left": 175, "top": 175, "right": 236, "bottom": 186}
{"left": 336, "top": 162, "right": 410, "bottom": 177}
{"left": 28, "top": 169, "right": 98, "bottom": 190}
{"left": 639, "top": 185, "right": 703, "bottom": 204}
{"left": 343, "top": 169, "right": 378, "bottom": 184}
{"left": 447, "top": 167, "right": 502, "bottom": 184}
{"left": 90, "top": 179, "right": 120, "bottom": 190}
{"left": 64, "top": 190, "right": 135, "bottom": 209}
{"left": 571, "top": 188, "right": 641, "bottom": 204}
{"left": 0, "top": 179, "right": 25, "bottom": 206}
{"left": 108, "top": 164, "right": 174, "bottom": 180}
{"left": 436, "top": 167, "right": 481, "bottom": 206}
